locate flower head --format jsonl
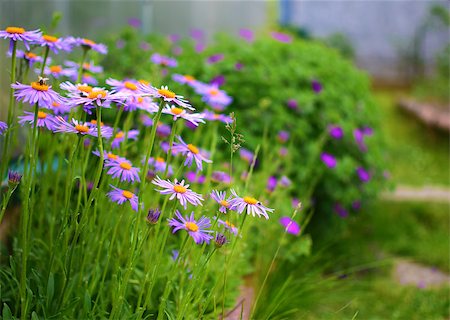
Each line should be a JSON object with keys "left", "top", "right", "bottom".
{"left": 214, "top": 233, "right": 228, "bottom": 248}
{"left": 38, "top": 34, "right": 72, "bottom": 53}
{"left": 334, "top": 203, "right": 348, "bottom": 218}
{"left": 12, "top": 79, "right": 62, "bottom": 107}
{"left": 321, "top": 153, "right": 337, "bottom": 169}
{"left": 217, "top": 219, "right": 238, "bottom": 235}
{"left": 168, "top": 211, "right": 213, "bottom": 244}
{"left": 107, "top": 185, "right": 138, "bottom": 212}
{"left": 356, "top": 167, "right": 371, "bottom": 183}
{"left": 146, "top": 208, "right": 161, "bottom": 224}
{"left": 172, "top": 136, "right": 212, "bottom": 172}
{"left": 14, "top": 50, "right": 44, "bottom": 67}
{"left": 279, "top": 217, "right": 301, "bottom": 236}
{"left": 210, "top": 190, "right": 232, "bottom": 213}
{"left": 150, "top": 53, "right": 177, "bottom": 67}
{"left": 228, "top": 190, "right": 273, "bottom": 219}
{"left": 111, "top": 130, "right": 139, "bottom": 149}
{"left": 239, "top": 148, "right": 254, "bottom": 164}
{"left": 162, "top": 105, "right": 205, "bottom": 126}
{"left": 239, "top": 29, "right": 254, "bottom": 43}
{"left": 146, "top": 157, "right": 173, "bottom": 176}
{"left": 266, "top": 176, "right": 277, "bottom": 193}
{"left": 195, "top": 83, "right": 232, "bottom": 109}
{"left": 8, "top": 170, "right": 22, "bottom": 187}
{"left": 329, "top": 125, "right": 344, "bottom": 139}
{"left": 67, "top": 37, "right": 108, "bottom": 54}
{"left": 53, "top": 117, "right": 112, "bottom": 138}
{"left": 312, "top": 80, "right": 322, "bottom": 94}
{"left": 18, "top": 110, "right": 56, "bottom": 131}
{"left": 277, "top": 131, "right": 289, "bottom": 144}
{"left": 202, "top": 110, "right": 232, "bottom": 124}
{"left": 271, "top": 31, "right": 292, "bottom": 43}
{"left": 105, "top": 158, "right": 140, "bottom": 183}
{"left": 138, "top": 84, "right": 193, "bottom": 110}
{"left": 152, "top": 176, "right": 203, "bottom": 209}
{"left": 211, "top": 171, "right": 231, "bottom": 184}
{"left": 0, "top": 121, "right": 8, "bottom": 135}
{"left": 0, "top": 27, "right": 41, "bottom": 51}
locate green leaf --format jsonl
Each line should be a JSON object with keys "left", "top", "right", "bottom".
{"left": 2, "top": 303, "right": 13, "bottom": 320}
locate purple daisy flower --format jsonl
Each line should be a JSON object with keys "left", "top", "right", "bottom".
{"left": 286, "top": 99, "right": 298, "bottom": 110}
{"left": 239, "top": 28, "right": 254, "bottom": 43}
{"left": 0, "top": 26, "right": 41, "bottom": 51}
{"left": 228, "top": 189, "right": 274, "bottom": 219}
{"left": 11, "top": 80, "right": 62, "bottom": 107}
{"left": 111, "top": 130, "right": 139, "bottom": 149}
{"left": 14, "top": 50, "right": 43, "bottom": 67}
{"left": 329, "top": 125, "right": 344, "bottom": 139}
{"left": 128, "top": 17, "right": 142, "bottom": 28}
{"left": 312, "top": 80, "right": 322, "bottom": 94}
{"left": 334, "top": 203, "right": 348, "bottom": 218}
{"left": 266, "top": 176, "right": 277, "bottom": 193}
{"left": 280, "top": 176, "right": 291, "bottom": 187}
{"left": 235, "top": 62, "right": 244, "bottom": 71}
{"left": 195, "top": 83, "right": 232, "bottom": 108}
{"left": 150, "top": 53, "right": 178, "bottom": 67}
{"left": 67, "top": 37, "right": 107, "bottom": 54}
{"left": 53, "top": 117, "right": 111, "bottom": 138}
{"left": 18, "top": 110, "right": 56, "bottom": 130}
{"left": 138, "top": 84, "right": 193, "bottom": 110}
{"left": 0, "top": 121, "right": 8, "bottom": 135}
{"left": 172, "top": 135, "right": 212, "bottom": 171}
{"left": 107, "top": 185, "right": 138, "bottom": 212}
{"left": 168, "top": 211, "right": 213, "bottom": 244}
{"left": 356, "top": 167, "right": 371, "bottom": 183}
{"left": 202, "top": 110, "right": 232, "bottom": 124}
{"left": 321, "top": 152, "right": 337, "bottom": 169}
{"left": 215, "top": 233, "right": 228, "bottom": 247}
{"left": 66, "top": 87, "right": 127, "bottom": 109}
{"left": 354, "top": 127, "right": 373, "bottom": 152}
{"left": 172, "top": 74, "right": 200, "bottom": 87}
{"left": 292, "top": 198, "right": 300, "bottom": 209}
{"left": 162, "top": 105, "right": 205, "bottom": 126}
{"left": 106, "top": 78, "right": 141, "bottom": 95}
{"left": 277, "top": 131, "right": 289, "bottom": 143}
{"left": 217, "top": 218, "right": 238, "bottom": 235}
{"left": 211, "top": 171, "right": 231, "bottom": 184}
{"left": 190, "top": 29, "right": 205, "bottom": 41}
{"left": 210, "top": 190, "right": 232, "bottom": 213}
{"left": 271, "top": 31, "right": 292, "bottom": 43}
{"left": 146, "top": 157, "right": 173, "bottom": 176}
{"left": 207, "top": 53, "right": 224, "bottom": 64}
{"left": 105, "top": 158, "right": 140, "bottom": 183}
{"left": 239, "top": 148, "right": 254, "bottom": 164}
{"left": 92, "top": 149, "right": 125, "bottom": 164}
{"left": 152, "top": 176, "right": 203, "bottom": 209}
{"left": 279, "top": 217, "right": 301, "bottom": 236}
{"left": 279, "top": 147, "right": 288, "bottom": 157}
{"left": 37, "top": 34, "right": 72, "bottom": 53}
{"left": 47, "top": 99, "right": 72, "bottom": 115}
{"left": 185, "top": 171, "right": 206, "bottom": 184}
{"left": 65, "top": 60, "right": 104, "bottom": 74}
{"left": 41, "top": 65, "right": 74, "bottom": 79}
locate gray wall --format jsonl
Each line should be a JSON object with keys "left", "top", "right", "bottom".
{"left": 285, "top": 0, "right": 449, "bottom": 83}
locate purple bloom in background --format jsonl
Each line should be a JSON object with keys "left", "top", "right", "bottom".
{"left": 266, "top": 176, "right": 277, "bottom": 193}
{"left": 146, "top": 208, "right": 161, "bottom": 224}
{"left": 116, "top": 39, "right": 125, "bottom": 49}
{"left": 215, "top": 233, "right": 228, "bottom": 247}
{"left": 235, "top": 62, "right": 244, "bottom": 71}
{"left": 38, "top": 34, "right": 73, "bottom": 54}
{"left": 202, "top": 110, "right": 232, "bottom": 124}
{"left": 66, "top": 37, "right": 107, "bottom": 54}
{"left": 329, "top": 125, "right": 343, "bottom": 139}
{"left": 271, "top": 31, "right": 292, "bottom": 43}
{"left": 210, "top": 190, "right": 232, "bottom": 213}
{"left": 140, "top": 41, "right": 151, "bottom": 51}
{"left": 0, "top": 121, "right": 8, "bottom": 135}
{"left": 185, "top": 171, "right": 205, "bottom": 184}
{"left": 312, "top": 79, "right": 322, "bottom": 94}
{"left": 292, "top": 198, "right": 300, "bottom": 209}
{"left": 128, "top": 17, "right": 142, "bottom": 28}
{"left": 190, "top": 29, "right": 204, "bottom": 41}
{"left": 356, "top": 167, "right": 371, "bottom": 183}
{"left": 280, "top": 176, "right": 291, "bottom": 187}
{"left": 354, "top": 127, "right": 373, "bottom": 152}
{"left": 277, "top": 130, "right": 289, "bottom": 143}
{"left": 279, "top": 147, "right": 288, "bottom": 157}
{"left": 211, "top": 171, "right": 231, "bottom": 184}
{"left": 112, "top": 130, "right": 139, "bottom": 149}
{"left": 239, "top": 148, "right": 254, "bottom": 164}
{"left": 352, "top": 201, "right": 362, "bottom": 211}
{"left": 279, "top": 216, "right": 301, "bottom": 236}
{"left": 172, "top": 46, "right": 183, "bottom": 55}
{"left": 14, "top": 50, "right": 44, "bottom": 67}
{"left": 321, "top": 153, "right": 337, "bottom": 169}
{"left": 286, "top": 99, "right": 298, "bottom": 110}
{"left": 195, "top": 42, "right": 205, "bottom": 53}
{"left": 168, "top": 211, "right": 213, "bottom": 244}
{"left": 239, "top": 28, "right": 254, "bottom": 43}
{"left": 150, "top": 53, "right": 177, "bottom": 67}
{"left": 168, "top": 34, "right": 180, "bottom": 43}
{"left": 107, "top": 185, "right": 138, "bottom": 212}
{"left": 210, "top": 75, "right": 225, "bottom": 86}
{"left": 334, "top": 203, "right": 348, "bottom": 218}
{"left": 207, "top": 53, "right": 224, "bottom": 64}
{"left": 172, "top": 136, "right": 212, "bottom": 171}
{"left": 217, "top": 219, "right": 238, "bottom": 235}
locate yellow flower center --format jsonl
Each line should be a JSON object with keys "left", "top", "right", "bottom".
{"left": 90, "top": 119, "right": 104, "bottom": 126}
{"left": 219, "top": 200, "right": 229, "bottom": 207}
{"left": 115, "top": 132, "right": 124, "bottom": 139}
{"left": 185, "top": 222, "right": 199, "bottom": 232}
{"left": 173, "top": 185, "right": 187, "bottom": 194}
{"left": 119, "top": 162, "right": 132, "bottom": 170}
{"left": 122, "top": 190, "right": 134, "bottom": 199}
{"left": 43, "top": 34, "right": 58, "bottom": 42}
{"left": 25, "top": 52, "right": 37, "bottom": 59}
{"left": 243, "top": 196, "right": 258, "bottom": 205}
{"left": 137, "top": 97, "right": 144, "bottom": 103}
{"left": 77, "top": 85, "right": 92, "bottom": 93}
{"left": 138, "top": 79, "right": 149, "bottom": 85}
{"left": 124, "top": 81, "right": 137, "bottom": 91}
{"left": 82, "top": 62, "right": 90, "bottom": 69}
{"left": 209, "top": 89, "right": 219, "bottom": 96}
{"left": 171, "top": 107, "right": 183, "bottom": 115}
{"left": 88, "top": 90, "right": 107, "bottom": 99}
{"left": 158, "top": 88, "right": 176, "bottom": 99}
{"left": 31, "top": 82, "right": 49, "bottom": 91}
{"left": 49, "top": 65, "right": 62, "bottom": 73}
{"left": 37, "top": 111, "right": 47, "bottom": 119}
{"left": 82, "top": 38, "right": 96, "bottom": 46}
{"left": 6, "top": 27, "right": 25, "bottom": 34}
{"left": 225, "top": 220, "right": 235, "bottom": 228}
{"left": 107, "top": 153, "right": 118, "bottom": 160}
{"left": 52, "top": 101, "right": 60, "bottom": 107}
{"left": 184, "top": 75, "right": 195, "bottom": 82}
{"left": 187, "top": 144, "right": 199, "bottom": 154}
{"left": 156, "top": 157, "right": 165, "bottom": 163}
{"left": 75, "top": 124, "right": 89, "bottom": 133}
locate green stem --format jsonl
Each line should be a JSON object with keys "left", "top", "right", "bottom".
{"left": 40, "top": 46, "right": 50, "bottom": 77}
{"left": 1, "top": 41, "right": 17, "bottom": 180}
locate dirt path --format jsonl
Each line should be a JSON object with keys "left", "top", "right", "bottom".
{"left": 382, "top": 185, "right": 450, "bottom": 202}
{"left": 394, "top": 259, "right": 450, "bottom": 289}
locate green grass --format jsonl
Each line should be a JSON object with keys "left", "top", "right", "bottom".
{"left": 375, "top": 90, "right": 450, "bottom": 186}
